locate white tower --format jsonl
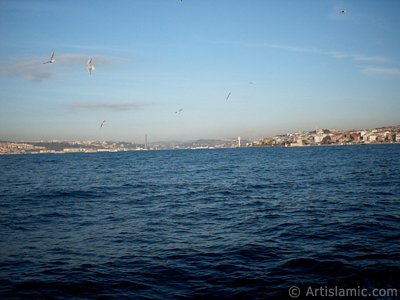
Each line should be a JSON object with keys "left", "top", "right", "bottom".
{"left": 238, "top": 136, "right": 241, "bottom": 148}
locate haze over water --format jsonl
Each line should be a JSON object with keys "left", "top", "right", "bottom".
{"left": 1, "top": 145, "right": 399, "bottom": 299}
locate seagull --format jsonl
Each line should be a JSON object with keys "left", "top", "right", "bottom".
{"left": 100, "top": 120, "right": 106, "bottom": 128}
{"left": 340, "top": 9, "right": 346, "bottom": 14}
{"left": 87, "top": 58, "right": 95, "bottom": 75}
{"left": 249, "top": 81, "right": 254, "bottom": 85}
{"left": 226, "top": 92, "right": 231, "bottom": 101}
{"left": 175, "top": 108, "right": 183, "bottom": 114}
{"left": 43, "top": 52, "right": 55, "bottom": 64}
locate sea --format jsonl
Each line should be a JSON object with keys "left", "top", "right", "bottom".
{"left": 0, "top": 145, "right": 399, "bottom": 299}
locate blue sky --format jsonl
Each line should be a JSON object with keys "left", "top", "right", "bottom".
{"left": 1, "top": 0, "right": 399, "bottom": 142}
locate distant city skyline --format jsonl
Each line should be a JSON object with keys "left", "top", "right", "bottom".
{"left": 1, "top": 124, "right": 400, "bottom": 155}
{"left": 1, "top": 0, "right": 400, "bottom": 142}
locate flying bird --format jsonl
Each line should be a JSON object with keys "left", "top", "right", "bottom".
{"left": 249, "top": 81, "right": 254, "bottom": 85}
{"left": 175, "top": 108, "right": 183, "bottom": 114}
{"left": 226, "top": 92, "right": 231, "bottom": 101}
{"left": 87, "top": 58, "right": 95, "bottom": 75}
{"left": 100, "top": 120, "right": 106, "bottom": 128}
{"left": 340, "top": 9, "right": 347, "bottom": 14}
{"left": 43, "top": 52, "right": 55, "bottom": 64}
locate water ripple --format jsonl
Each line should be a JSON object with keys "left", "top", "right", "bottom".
{"left": 1, "top": 145, "right": 399, "bottom": 298}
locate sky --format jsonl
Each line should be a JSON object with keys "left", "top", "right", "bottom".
{"left": 0, "top": 0, "right": 399, "bottom": 143}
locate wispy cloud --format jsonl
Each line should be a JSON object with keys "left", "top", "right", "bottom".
{"left": 351, "top": 54, "right": 389, "bottom": 63}
{"left": 56, "top": 53, "right": 122, "bottom": 65}
{"left": 266, "top": 44, "right": 327, "bottom": 55}
{"left": 238, "top": 42, "right": 399, "bottom": 78}
{"left": 213, "top": 40, "right": 393, "bottom": 65}
{"left": 362, "top": 67, "right": 400, "bottom": 77}
{"left": 0, "top": 58, "right": 54, "bottom": 82}
{"left": 70, "top": 101, "right": 153, "bottom": 112}
{"left": 264, "top": 43, "right": 391, "bottom": 64}
{"left": 0, "top": 52, "right": 123, "bottom": 82}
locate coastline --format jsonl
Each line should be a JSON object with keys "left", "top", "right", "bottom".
{"left": 2, "top": 124, "right": 399, "bottom": 155}
{"left": 0, "top": 141, "right": 399, "bottom": 156}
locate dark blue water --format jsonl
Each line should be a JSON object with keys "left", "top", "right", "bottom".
{"left": 1, "top": 145, "right": 399, "bottom": 299}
